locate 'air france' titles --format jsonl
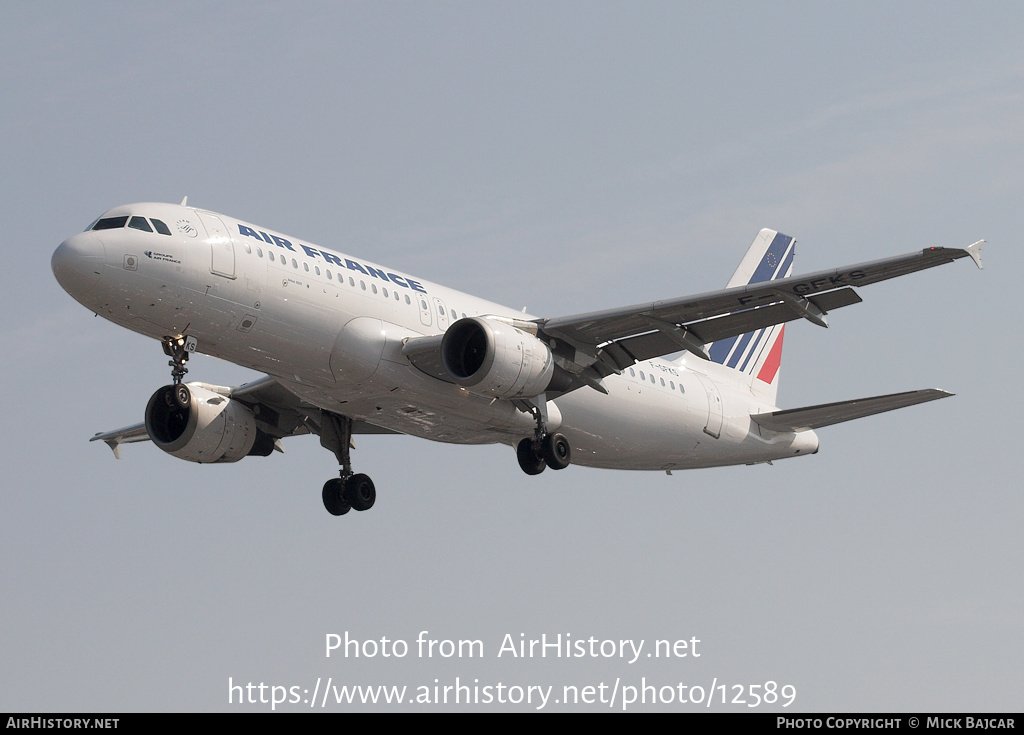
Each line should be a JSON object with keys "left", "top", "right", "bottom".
{"left": 236, "top": 224, "right": 427, "bottom": 294}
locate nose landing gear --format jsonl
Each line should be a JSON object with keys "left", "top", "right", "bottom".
{"left": 161, "top": 334, "right": 197, "bottom": 384}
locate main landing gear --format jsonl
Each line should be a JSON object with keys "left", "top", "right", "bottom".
{"left": 318, "top": 413, "right": 376, "bottom": 517}
{"left": 515, "top": 395, "right": 572, "bottom": 476}
{"left": 321, "top": 474, "right": 375, "bottom": 516}
{"left": 516, "top": 433, "right": 571, "bottom": 475}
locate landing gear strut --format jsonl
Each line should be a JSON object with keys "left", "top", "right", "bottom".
{"left": 318, "top": 412, "right": 376, "bottom": 517}
{"left": 515, "top": 394, "right": 571, "bottom": 475}
{"left": 161, "top": 334, "right": 196, "bottom": 384}
{"left": 154, "top": 335, "right": 198, "bottom": 412}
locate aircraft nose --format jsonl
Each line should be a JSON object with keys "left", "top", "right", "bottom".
{"left": 52, "top": 232, "right": 105, "bottom": 299}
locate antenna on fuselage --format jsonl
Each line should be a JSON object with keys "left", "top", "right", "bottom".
{"left": 180, "top": 196, "right": 188, "bottom": 206}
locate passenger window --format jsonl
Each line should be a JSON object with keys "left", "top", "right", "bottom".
{"left": 349, "top": 277, "right": 355, "bottom": 287}
{"left": 151, "top": 218, "right": 171, "bottom": 235}
{"left": 242, "top": 242, "right": 251, "bottom": 254}
{"left": 315, "top": 266, "right": 321, "bottom": 276}
{"left": 639, "top": 371, "right": 645, "bottom": 380}
{"left": 92, "top": 216, "right": 128, "bottom": 230}
{"left": 405, "top": 295, "right": 411, "bottom": 305}
{"left": 371, "top": 284, "right": 377, "bottom": 294}
{"left": 451, "top": 309, "right": 457, "bottom": 320}
{"left": 269, "top": 252, "right": 275, "bottom": 262}
{"left": 292, "top": 259, "right": 298, "bottom": 269}
{"left": 382, "top": 287, "right": 388, "bottom": 298}
{"left": 660, "top": 378, "right": 665, "bottom": 386}
{"left": 257, "top": 247, "right": 263, "bottom": 257}
{"left": 650, "top": 374, "right": 655, "bottom": 384}
{"left": 629, "top": 368, "right": 635, "bottom": 377}
{"left": 360, "top": 281, "right": 366, "bottom": 290}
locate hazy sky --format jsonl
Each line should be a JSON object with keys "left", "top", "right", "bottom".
{"left": 2, "top": 2, "right": 1021, "bottom": 712}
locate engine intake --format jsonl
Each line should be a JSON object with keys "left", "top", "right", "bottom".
{"left": 441, "top": 317, "right": 556, "bottom": 399}
{"left": 145, "top": 384, "right": 272, "bottom": 463}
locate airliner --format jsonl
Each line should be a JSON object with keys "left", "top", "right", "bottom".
{"left": 51, "top": 200, "right": 983, "bottom": 516}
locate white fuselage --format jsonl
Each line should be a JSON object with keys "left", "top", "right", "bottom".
{"left": 52, "top": 202, "right": 818, "bottom": 471}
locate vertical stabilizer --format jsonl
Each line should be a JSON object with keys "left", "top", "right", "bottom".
{"left": 707, "top": 229, "right": 795, "bottom": 405}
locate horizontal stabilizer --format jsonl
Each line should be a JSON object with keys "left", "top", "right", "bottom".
{"left": 750, "top": 389, "right": 953, "bottom": 432}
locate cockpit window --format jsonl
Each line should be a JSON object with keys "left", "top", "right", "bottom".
{"left": 92, "top": 216, "right": 129, "bottom": 230}
{"left": 90, "top": 214, "right": 172, "bottom": 235}
{"left": 128, "top": 216, "right": 153, "bottom": 232}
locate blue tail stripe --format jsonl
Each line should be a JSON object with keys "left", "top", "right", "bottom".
{"left": 740, "top": 323, "right": 778, "bottom": 374}
{"left": 709, "top": 334, "right": 737, "bottom": 364}
{"left": 738, "top": 329, "right": 764, "bottom": 372}
{"left": 748, "top": 233, "right": 794, "bottom": 284}
{"left": 727, "top": 328, "right": 756, "bottom": 369}
{"left": 778, "top": 244, "right": 795, "bottom": 281}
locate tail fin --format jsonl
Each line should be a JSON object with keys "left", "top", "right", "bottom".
{"left": 707, "top": 229, "right": 795, "bottom": 405}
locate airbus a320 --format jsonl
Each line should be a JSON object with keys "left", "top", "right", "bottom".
{"left": 51, "top": 200, "right": 983, "bottom": 516}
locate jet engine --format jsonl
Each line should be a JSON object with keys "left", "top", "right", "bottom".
{"left": 441, "top": 317, "right": 559, "bottom": 399}
{"left": 144, "top": 383, "right": 275, "bottom": 463}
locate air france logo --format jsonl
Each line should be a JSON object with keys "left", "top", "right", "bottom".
{"left": 236, "top": 224, "right": 427, "bottom": 294}
{"left": 144, "top": 250, "right": 181, "bottom": 264}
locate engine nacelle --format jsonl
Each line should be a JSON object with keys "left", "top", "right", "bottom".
{"left": 145, "top": 384, "right": 274, "bottom": 464}
{"left": 441, "top": 317, "right": 555, "bottom": 399}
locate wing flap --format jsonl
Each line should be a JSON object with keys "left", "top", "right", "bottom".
{"left": 614, "top": 288, "right": 866, "bottom": 362}
{"left": 750, "top": 389, "right": 953, "bottom": 432}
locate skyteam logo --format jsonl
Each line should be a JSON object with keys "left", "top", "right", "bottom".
{"left": 235, "top": 223, "right": 427, "bottom": 294}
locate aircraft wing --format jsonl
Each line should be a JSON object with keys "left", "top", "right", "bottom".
{"left": 90, "top": 375, "right": 396, "bottom": 458}
{"left": 90, "top": 423, "right": 152, "bottom": 458}
{"left": 538, "top": 241, "right": 983, "bottom": 378}
{"left": 749, "top": 389, "right": 952, "bottom": 432}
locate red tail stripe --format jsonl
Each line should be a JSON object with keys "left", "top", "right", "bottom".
{"left": 756, "top": 326, "right": 785, "bottom": 384}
